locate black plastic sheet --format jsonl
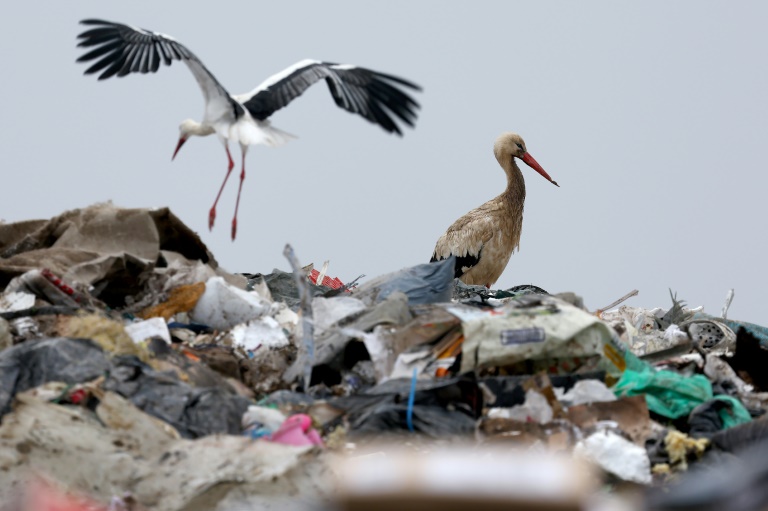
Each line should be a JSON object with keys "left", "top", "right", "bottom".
{"left": 330, "top": 375, "right": 482, "bottom": 437}
{"left": 0, "top": 337, "right": 110, "bottom": 417}
{"left": 103, "top": 356, "right": 251, "bottom": 438}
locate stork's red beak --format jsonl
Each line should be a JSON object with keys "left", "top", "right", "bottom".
{"left": 172, "top": 136, "right": 187, "bottom": 160}
{"left": 521, "top": 152, "right": 559, "bottom": 187}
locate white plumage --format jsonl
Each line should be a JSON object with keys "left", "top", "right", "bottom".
{"left": 76, "top": 19, "right": 421, "bottom": 239}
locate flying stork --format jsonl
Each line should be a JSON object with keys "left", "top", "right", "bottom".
{"left": 75, "top": 19, "right": 421, "bottom": 239}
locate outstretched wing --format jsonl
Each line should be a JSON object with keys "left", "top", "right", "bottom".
{"left": 75, "top": 19, "right": 242, "bottom": 119}
{"left": 237, "top": 59, "right": 421, "bottom": 135}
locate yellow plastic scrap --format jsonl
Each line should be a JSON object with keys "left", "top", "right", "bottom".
{"left": 140, "top": 282, "right": 206, "bottom": 320}
{"left": 664, "top": 430, "right": 709, "bottom": 471}
{"left": 59, "top": 314, "right": 149, "bottom": 362}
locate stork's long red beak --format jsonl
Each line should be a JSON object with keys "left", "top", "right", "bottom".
{"left": 521, "top": 152, "right": 559, "bottom": 187}
{"left": 172, "top": 136, "right": 187, "bottom": 160}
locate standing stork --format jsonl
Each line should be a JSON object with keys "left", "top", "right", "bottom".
{"left": 431, "top": 133, "right": 559, "bottom": 287}
{"left": 75, "top": 19, "right": 421, "bottom": 240}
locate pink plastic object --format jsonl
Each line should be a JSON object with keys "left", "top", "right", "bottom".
{"left": 268, "top": 414, "right": 324, "bottom": 447}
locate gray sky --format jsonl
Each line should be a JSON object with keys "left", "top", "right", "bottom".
{"left": 2, "top": 1, "right": 767, "bottom": 325}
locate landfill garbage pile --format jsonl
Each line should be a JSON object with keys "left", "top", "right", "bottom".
{"left": 2, "top": 203, "right": 768, "bottom": 511}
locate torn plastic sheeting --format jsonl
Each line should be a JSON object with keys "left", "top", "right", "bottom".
{"left": 613, "top": 366, "right": 752, "bottom": 427}
{"left": 457, "top": 294, "right": 638, "bottom": 375}
{"left": 312, "top": 295, "right": 367, "bottom": 333}
{"left": 103, "top": 355, "right": 252, "bottom": 438}
{"left": 330, "top": 375, "right": 482, "bottom": 436}
{"left": 556, "top": 379, "right": 617, "bottom": 406}
{"left": 296, "top": 291, "right": 412, "bottom": 377}
{"left": 124, "top": 317, "right": 171, "bottom": 344}
{"left": 0, "top": 337, "right": 110, "bottom": 417}
{"left": 246, "top": 268, "right": 332, "bottom": 311}
{"left": 190, "top": 276, "right": 274, "bottom": 330}
{"left": 364, "top": 306, "right": 461, "bottom": 383}
{"left": 231, "top": 316, "right": 289, "bottom": 351}
{"left": 352, "top": 257, "right": 455, "bottom": 306}
{"left": 574, "top": 428, "right": 652, "bottom": 484}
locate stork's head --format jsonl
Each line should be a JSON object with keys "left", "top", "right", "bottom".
{"left": 173, "top": 119, "right": 214, "bottom": 160}
{"left": 494, "top": 132, "right": 559, "bottom": 187}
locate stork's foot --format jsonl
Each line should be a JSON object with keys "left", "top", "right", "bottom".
{"left": 209, "top": 207, "right": 216, "bottom": 231}
{"left": 231, "top": 218, "right": 237, "bottom": 241}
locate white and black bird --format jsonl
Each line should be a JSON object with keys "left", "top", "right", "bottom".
{"left": 76, "top": 19, "right": 421, "bottom": 239}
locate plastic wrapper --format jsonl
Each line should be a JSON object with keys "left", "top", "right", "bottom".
{"left": 456, "top": 294, "right": 638, "bottom": 376}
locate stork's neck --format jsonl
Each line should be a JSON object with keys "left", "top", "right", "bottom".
{"left": 499, "top": 155, "right": 526, "bottom": 206}
{"left": 182, "top": 120, "right": 216, "bottom": 137}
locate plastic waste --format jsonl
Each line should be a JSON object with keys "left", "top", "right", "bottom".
{"left": 0, "top": 337, "right": 110, "bottom": 417}
{"left": 574, "top": 428, "right": 652, "bottom": 484}
{"left": 613, "top": 365, "right": 752, "bottom": 428}
{"left": 0, "top": 290, "right": 37, "bottom": 338}
{"left": 456, "top": 293, "right": 642, "bottom": 376}
{"left": 190, "top": 276, "right": 274, "bottom": 330}
{"left": 231, "top": 316, "right": 290, "bottom": 352}
{"left": 556, "top": 379, "right": 617, "bottom": 406}
{"left": 312, "top": 295, "right": 367, "bottom": 333}
{"left": 267, "top": 414, "right": 324, "bottom": 447}
{"left": 330, "top": 375, "right": 482, "bottom": 437}
{"left": 124, "top": 317, "right": 170, "bottom": 344}
{"left": 352, "top": 257, "right": 455, "bottom": 306}
{"left": 241, "top": 405, "right": 287, "bottom": 439}
{"left": 487, "top": 389, "right": 554, "bottom": 424}
{"left": 103, "top": 355, "right": 252, "bottom": 438}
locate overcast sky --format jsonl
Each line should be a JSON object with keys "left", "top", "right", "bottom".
{"left": 2, "top": 1, "right": 767, "bottom": 325}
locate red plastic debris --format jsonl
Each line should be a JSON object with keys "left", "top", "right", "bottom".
{"left": 41, "top": 268, "right": 86, "bottom": 304}
{"left": 308, "top": 269, "right": 344, "bottom": 290}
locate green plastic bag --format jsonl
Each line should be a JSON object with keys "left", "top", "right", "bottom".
{"left": 614, "top": 366, "right": 751, "bottom": 429}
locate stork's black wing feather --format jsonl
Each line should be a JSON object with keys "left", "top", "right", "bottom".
{"left": 240, "top": 60, "right": 421, "bottom": 135}
{"left": 431, "top": 251, "right": 480, "bottom": 279}
{"left": 76, "top": 19, "right": 241, "bottom": 116}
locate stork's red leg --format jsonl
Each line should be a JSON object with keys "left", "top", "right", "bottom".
{"left": 231, "top": 152, "right": 246, "bottom": 241}
{"left": 209, "top": 146, "right": 235, "bottom": 231}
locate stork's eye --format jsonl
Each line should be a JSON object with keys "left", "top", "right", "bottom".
{"left": 516, "top": 143, "right": 524, "bottom": 151}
